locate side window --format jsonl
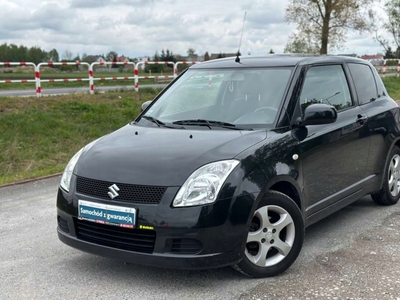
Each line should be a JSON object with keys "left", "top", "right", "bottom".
{"left": 348, "top": 63, "right": 378, "bottom": 105}
{"left": 300, "top": 65, "right": 352, "bottom": 112}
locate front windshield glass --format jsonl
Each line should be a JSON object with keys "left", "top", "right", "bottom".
{"left": 141, "top": 67, "right": 293, "bottom": 128}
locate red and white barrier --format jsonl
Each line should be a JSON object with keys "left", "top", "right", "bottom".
{"left": 89, "top": 61, "right": 135, "bottom": 94}
{"left": 135, "top": 61, "right": 174, "bottom": 92}
{"left": 382, "top": 59, "right": 400, "bottom": 78}
{"left": 36, "top": 62, "right": 90, "bottom": 97}
{"left": 174, "top": 61, "right": 197, "bottom": 78}
{"left": 0, "top": 60, "right": 201, "bottom": 96}
{"left": 0, "top": 62, "right": 37, "bottom": 84}
{"left": 383, "top": 60, "right": 387, "bottom": 77}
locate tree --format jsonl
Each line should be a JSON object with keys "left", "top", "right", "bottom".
{"left": 16, "top": 45, "right": 28, "bottom": 62}
{"left": 384, "top": 47, "right": 396, "bottom": 59}
{"left": 376, "top": 0, "right": 400, "bottom": 58}
{"left": 106, "top": 51, "right": 118, "bottom": 62}
{"left": 269, "top": 49, "right": 275, "bottom": 54}
{"left": 112, "top": 54, "right": 118, "bottom": 68}
{"left": 48, "top": 48, "right": 59, "bottom": 62}
{"left": 160, "top": 49, "right": 175, "bottom": 62}
{"left": 28, "top": 46, "right": 47, "bottom": 64}
{"left": 285, "top": 0, "right": 374, "bottom": 54}
{"left": 62, "top": 50, "right": 73, "bottom": 60}
{"left": 0, "top": 43, "right": 30, "bottom": 62}
{"left": 284, "top": 33, "right": 320, "bottom": 54}
{"left": 145, "top": 51, "right": 164, "bottom": 73}
{"left": 73, "top": 53, "right": 80, "bottom": 61}
{"left": 187, "top": 48, "right": 196, "bottom": 56}
{"left": 204, "top": 52, "right": 210, "bottom": 61}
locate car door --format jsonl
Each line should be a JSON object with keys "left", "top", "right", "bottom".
{"left": 347, "top": 62, "right": 400, "bottom": 193}
{"left": 297, "top": 64, "right": 371, "bottom": 217}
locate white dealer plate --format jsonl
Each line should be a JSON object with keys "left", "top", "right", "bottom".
{"left": 78, "top": 200, "right": 136, "bottom": 229}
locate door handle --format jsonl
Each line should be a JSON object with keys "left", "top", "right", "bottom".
{"left": 356, "top": 114, "right": 368, "bottom": 124}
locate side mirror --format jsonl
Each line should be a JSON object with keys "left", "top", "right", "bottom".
{"left": 300, "top": 104, "right": 337, "bottom": 126}
{"left": 141, "top": 100, "right": 152, "bottom": 112}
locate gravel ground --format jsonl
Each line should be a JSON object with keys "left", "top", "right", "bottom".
{"left": 240, "top": 212, "right": 400, "bottom": 300}
{"left": 2, "top": 178, "right": 400, "bottom": 300}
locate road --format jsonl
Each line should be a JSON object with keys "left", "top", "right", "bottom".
{"left": 1, "top": 177, "right": 400, "bottom": 300}
{"left": 0, "top": 84, "right": 168, "bottom": 97}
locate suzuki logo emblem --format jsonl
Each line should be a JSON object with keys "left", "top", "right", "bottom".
{"left": 108, "top": 184, "right": 120, "bottom": 199}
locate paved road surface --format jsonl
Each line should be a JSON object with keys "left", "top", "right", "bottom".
{"left": 1, "top": 177, "right": 400, "bottom": 299}
{"left": 0, "top": 84, "right": 167, "bottom": 97}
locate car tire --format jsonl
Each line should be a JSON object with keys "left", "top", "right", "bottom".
{"left": 232, "top": 190, "right": 304, "bottom": 278}
{"left": 371, "top": 146, "right": 400, "bottom": 206}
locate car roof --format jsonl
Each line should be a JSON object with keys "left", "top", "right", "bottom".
{"left": 190, "top": 55, "right": 370, "bottom": 69}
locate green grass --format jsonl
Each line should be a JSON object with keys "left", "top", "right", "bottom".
{"left": 0, "top": 89, "right": 160, "bottom": 185}
{"left": 382, "top": 77, "right": 400, "bottom": 100}
{"left": 1, "top": 76, "right": 400, "bottom": 186}
{"left": 0, "top": 71, "right": 174, "bottom": 90}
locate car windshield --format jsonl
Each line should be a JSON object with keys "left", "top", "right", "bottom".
{"left": 140, "top": 67, "right": 293, "bottom": 129}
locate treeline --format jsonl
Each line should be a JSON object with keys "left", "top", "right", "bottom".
{"left": 146, "top": 49, "right": 176, "bottom": 73}
{"left": 146, "top": 49, "right": 214, "bottom": 73}
{"left": 0, "top": 43, "right": 61, "bottom": 64}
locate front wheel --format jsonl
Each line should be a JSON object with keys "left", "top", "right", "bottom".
{"left": 233, "top": 190, "right": 304, "bottom": 278}
{"left": 371, "top": 146, "right": 400, "bottom": 206}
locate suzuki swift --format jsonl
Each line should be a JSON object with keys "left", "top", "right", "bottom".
{"left": 57, "top": 55, "right": 400, "bottom": 277}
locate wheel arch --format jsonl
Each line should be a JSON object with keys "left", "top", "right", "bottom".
{"left": 378, "top": 137, "right": 400, "bottom": 190}
{"left": 269, "top": 181, "right": 302, "bottom": 213}
{"left": 256, "top": 175, "right": 304, "bottom": 216}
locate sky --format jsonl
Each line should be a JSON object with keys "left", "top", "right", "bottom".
{"left": 0, "top": 0, "right": 389, "bottom": 60}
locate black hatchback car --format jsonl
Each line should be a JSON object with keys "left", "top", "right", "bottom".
{"left": 57, "top": 55, "right": 400, "bottom": 277}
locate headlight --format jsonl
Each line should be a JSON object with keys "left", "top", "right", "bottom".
{"left": 60, "top": 139, "right": 99, "bottom": 192}
{"left": 173, "top": 160, "right": 240, "bottom": 207}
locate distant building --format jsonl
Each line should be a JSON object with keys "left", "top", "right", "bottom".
{"left": 83, "top": 55, "right": 106, "bottom": 64}
{"left": 361, "top": 54, "right": 384, "bottom": 61}
{"left": 361, "top": 54, "right": 384, "bottom": 66}
{"left": 116, "top": 55, "right": 130, "bottom": 63}
{"left": 136, "top": 56, "right": 149, "bottom": 70}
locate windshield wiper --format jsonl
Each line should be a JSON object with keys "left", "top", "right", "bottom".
{"left": 141, "top": 115, "right": 165, "bottom": 127}
{"left": 141, "top": 116, "right": 185, "bottom": 129}
{"left": 172, "top": 119, "right": 252, "bottom": 130}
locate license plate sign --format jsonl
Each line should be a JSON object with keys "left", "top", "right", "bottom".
{"left": 78, "top": 200, "right": 136, "bottom": 229}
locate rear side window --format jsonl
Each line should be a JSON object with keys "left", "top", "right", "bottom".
{"left": 348, "top": 63, "right": 378, "bottom": 105}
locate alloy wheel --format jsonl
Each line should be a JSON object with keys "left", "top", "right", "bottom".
{"left": 388, "top": 154, "right": 400, "bottom": 197}
{"left": 245, "top": 205, "right": 295, "bottom": 267}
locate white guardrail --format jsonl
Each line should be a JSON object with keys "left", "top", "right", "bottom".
{"left": 0, "top": 60, "right": 197, "bottom": 97}
{"left": 368, "top": 59, "right": 400, "bottom": 78}
{"left": 0, "top": 58, "right": 398, "bottom": 97}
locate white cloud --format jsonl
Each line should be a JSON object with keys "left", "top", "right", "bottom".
{"left": 0, "top": 0, "right": 386, "bottom": 60}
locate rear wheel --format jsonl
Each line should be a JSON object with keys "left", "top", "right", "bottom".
{"left": 371, "top": 146, "right": 400, "bottom": 206}
{"left": 233, "top": 190, "right": 304, "bottom": 278}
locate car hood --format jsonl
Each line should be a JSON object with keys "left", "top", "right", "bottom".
{"left": 74, "top": 124, "right": 267, "bottom": 186}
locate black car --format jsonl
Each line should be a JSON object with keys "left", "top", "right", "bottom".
{"left": 57, "top": 55, "right": 400, "bottom": 277}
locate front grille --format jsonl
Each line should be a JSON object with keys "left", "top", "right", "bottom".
{"left": 58, "top": 216, "right": 70, "bottom": 234}
{"left": 76, "top": 176, "right": 166, "bottom": 204}
{"left": 75, "top": 219, "right": 156, "bottom": 253}
{"left": 169, "top": 238, "right": 203, "bottom": 254}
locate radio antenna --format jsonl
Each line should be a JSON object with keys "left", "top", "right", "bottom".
{"left": 235, "top": 11, "right": 247, "bottom": 63}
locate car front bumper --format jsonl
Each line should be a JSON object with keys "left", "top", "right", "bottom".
{"left": 56, "top": 184, "right": 255, "bottom": 270}
{"left": 57, "top": 226, "right": 241, "bottom": 270}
